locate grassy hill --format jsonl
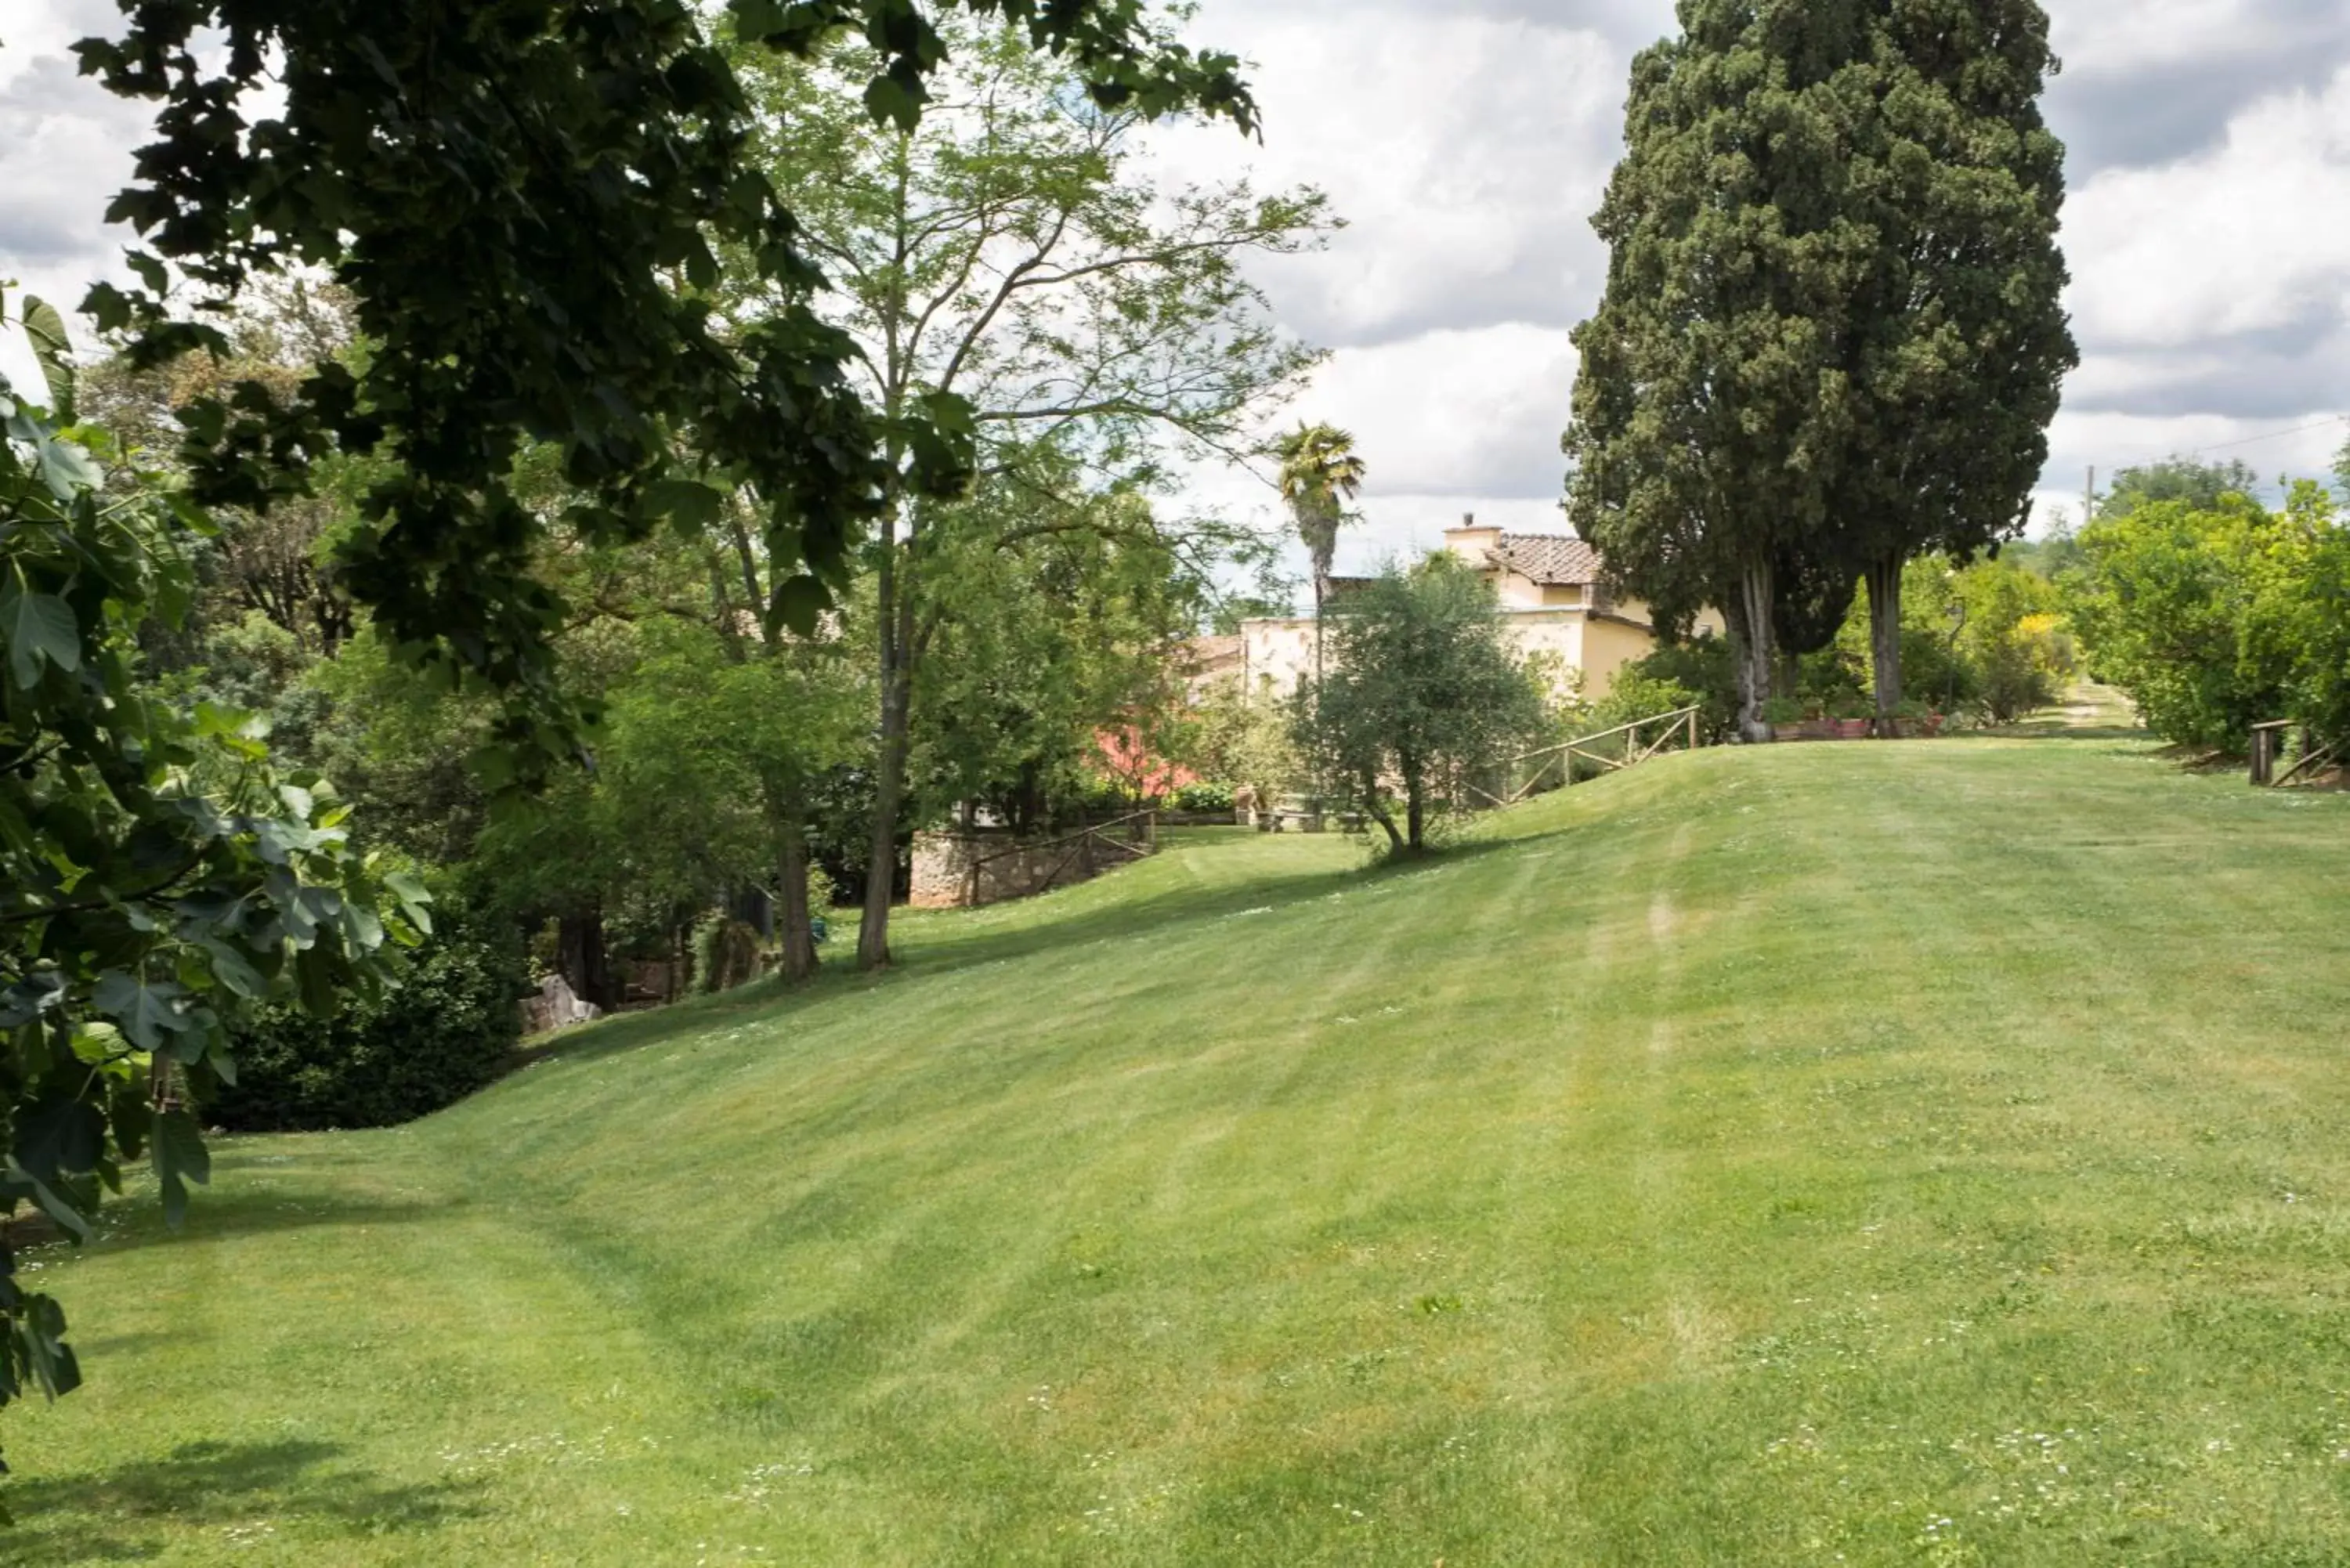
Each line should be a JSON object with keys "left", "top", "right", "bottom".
{"left": 15, "top": 732, "right": 2350, "bottom": 1565}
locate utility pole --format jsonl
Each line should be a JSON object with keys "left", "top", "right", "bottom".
{"left": 2084, "top": 465, "right": 2095, "bottom": 529}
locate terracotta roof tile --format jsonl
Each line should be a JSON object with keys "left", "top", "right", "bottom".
{"left": 1491, "top": 533, "right": 1602, "bottom": 587}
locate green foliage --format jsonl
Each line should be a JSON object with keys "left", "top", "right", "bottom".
{"left": 1953, "top": 560, "right": 2071, "bottom": 723}
{"left": 698, "top": 919, "right": 765, "bottom": 995}
{"left": 2073, "top": 479, "right": 2350, "bottom": 755}
{"left": 1567, "top": 0, "right": 2073, "bottom": 730}
{"left": 2100, "top": 457, "right": 2264, "bottom": 520}
{"left": 1, "top": 293, "right": 409, "bottom": 1509}
{"left": 1564, "top": 0, "right": 1889, "bottom": 727}
{"left": 911, "top": 475, "right": 1205, "bottom": 836}
{"left": 212, "top": 894, "right": 527, "bottom": 1133}
{"left": 1179, "top": 675, "right": 1303, "bottom": 816}
{"left": 2066, "top": 493, "right": 2296, "bottom": 750}
{"left": 1299, "top": 555, "right": 1546, "bottom": 853}
{"left": 73, "top": 1, "right": 1256, "bottom": 786}
{"left": 728, "top": 13, "right": 1324, "bottom": 966}
{"left": 1588, "top": 671, "right": 1699, "bottom": 738}
{"left": 2269, "top": 493, "right": 2350, "bottom": 751}
{"left": 1172, "top": 782, "right": 1236, "bottom": 815}
{"left": 1617, "top": 638, "right": 1741, "bottom": 744}
{"left": 1832, "top": 0, "right": 2073, "bottom": 710}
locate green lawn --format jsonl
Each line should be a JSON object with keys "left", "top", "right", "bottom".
{"left": 14, "top": 732, "right": 2350, "bottom": 1565}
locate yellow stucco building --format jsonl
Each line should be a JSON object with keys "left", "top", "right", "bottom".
{"left": 1207, "top": 517, "right": 1721, "bottom": 704}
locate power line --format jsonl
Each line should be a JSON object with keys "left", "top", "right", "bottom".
{"left": 2128, "top": 414, "right": 2348, "bottom": 465}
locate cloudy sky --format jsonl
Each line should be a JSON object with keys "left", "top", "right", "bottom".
{"left": 5, "top": 0, "right": 2348, "bottom": 580}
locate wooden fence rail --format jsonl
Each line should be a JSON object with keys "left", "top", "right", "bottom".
{"left": 1470, "top": 705, "right": 1704, "bottom": 810}
{"left": 2251, "top": 719, "right": 2338, "bottom": 789}
{"left": 963, "top": 809, "right": 1159, "bottom": 905}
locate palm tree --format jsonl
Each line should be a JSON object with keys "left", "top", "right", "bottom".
{"left": 1274, "top": 423, "right": 1368, "bottom": 681}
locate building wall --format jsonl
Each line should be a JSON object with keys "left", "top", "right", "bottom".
{"left": 1241, "top": 609, "right": 1630, "bottom": 705}
{"left": 1580, "top": 616, "right": 1664, "bottom": 701}
{"left": 1236, "top": 595, "right": 1723, "bottom": 708}
{"left": 1242, "top": 619, "right": 1319, "bottom": 695}
{"left": 1501, "top": 612, "right": 1589, "bottom": 698}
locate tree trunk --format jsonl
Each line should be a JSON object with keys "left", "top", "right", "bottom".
{"left": 558, "top": 906, "right": 613, "bottom": 1012}
{"left": 1404, "top": 763, "right": 1426, "bottom": 852}
{"left": 1867, "top": 552, "right": 1904, "bottom": 735}
{"left": 858, "top": 660, "right": 909, "bottom": 971}
{"left": 859, "top": 505, "right": 916, "bottom": 972}
{"left": 776, "top": 807, "right": 820, "bottom": 984}
{"left": 1361, "top": 767, "right": 1404, "bottom": 854}
{"left": 1311, "top": 574, "right": 1325, "bottom": 689}
{"left": 1733, "top": 558, "right": 1777, "bottom": 743}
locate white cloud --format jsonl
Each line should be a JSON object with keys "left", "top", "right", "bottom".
{"left": 3, "top": 0, "right": 2346, "bottom": 542}
{"left": 2051, "top": 0, "right": 2346, "bottom": 79}
{"left": 1306, "top": 323, "right": 1578, "bottom": 500}
{"left": 1148, "top": 8, "right": 1633, "bottom": 349}
{"left": 2064, "top": 63, "right": 2350, "bottom": 349}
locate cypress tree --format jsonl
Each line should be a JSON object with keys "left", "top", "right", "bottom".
{"left": 1840, "top": 0, "right": 2075, "bottom": 730}
{"left": 1565, "top": 0, "right": 1878, "bottom": 741}
{"left": 1567, "top": 0, "right": 2073, "bottom": 740}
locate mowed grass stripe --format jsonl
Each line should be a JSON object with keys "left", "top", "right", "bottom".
{"left": 15, "top": 735, "right": 2350, "bottom": 1563}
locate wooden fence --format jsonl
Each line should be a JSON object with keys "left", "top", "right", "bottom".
{"left": 959, "top": 808, "right": 1159, "bottom": 906}
{"left": 2251, "top": 720, "right": 2339, "bottom": 788}
{"left": 1470, "top": 705, "right": 1704, "bottom": 810}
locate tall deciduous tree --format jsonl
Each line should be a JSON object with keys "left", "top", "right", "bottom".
{"left": 1837, "top": 0, "right": 2073, "bottom": 730}
{"left": 1299, "top": 555, "right": 1546, "bottom": 855}
{"left": 911, "top": 471, "right": 1205, "bottom": 837}
{"left": 72, "top": 0, "right": 1258, "bottom": 784}
{"left": 729, "top": 13, "right": 1327, "bottom": 969}
{"left": 2100, "top": 457, "right": 2263, "bottom": 519}
{"left": 1564, "top": 0, "right": 1875, "bottom": 742}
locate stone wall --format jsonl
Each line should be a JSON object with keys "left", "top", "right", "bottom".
{"left": 910, "top": 827, "right": 1149, "bottom": 909}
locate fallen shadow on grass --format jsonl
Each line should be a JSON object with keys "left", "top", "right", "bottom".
{"left": 5, "top": 1437, "right": 484, "bottom": 1565}
{"left": 1972, "top": 721, "right": 2151, "bottom": 742}
{"left": 50, "top": 1186, "right": 442, "bottom": 1260}
{"left": 521, "top": 836, "right": 1528, "bottom": 1073}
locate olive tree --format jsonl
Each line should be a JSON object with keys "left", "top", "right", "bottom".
{"left": 1298, "top": 556, "right": 1546, "bottom": 855}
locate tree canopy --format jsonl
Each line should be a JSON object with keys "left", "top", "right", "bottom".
{"left": 723, "top": 11, "right": 1321, "bottom": 967}
{"left": 0, "top": 294, "right": 418, "bottom": 1514}
{"left": 1564, "top": 0, "right": 1878, "bottom": 740}
{"left": 1298, "top": 555, "right": 1545, "bottom": 855}
{"left": 1833, "top": 0, "right": 2073, "bottom": 725}
{"left": 71, "top": 0, "right": 1259, "bottom": 783}
{"left": 1565, "top": 0, "right": 2071, "bottom": 739}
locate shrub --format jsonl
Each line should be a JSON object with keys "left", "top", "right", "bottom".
{"left": 1615, "top": 638, "right": 1739, "bottom": 743}
{"left": 212, "top": 896, "right": 530, "bottom": 1132}
{"left": 1173, "top": 781, "right": 1236, "bottom": 814}
{"left": 2066, "top": 493, "right": 2287, "bottom": 749}
{"left": 698, "top": 917, "right": 762, "bottom": 993}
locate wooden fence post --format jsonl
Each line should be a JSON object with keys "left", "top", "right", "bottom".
{"left": 2251, "top": 722, "right": 2283, "bottom": 786}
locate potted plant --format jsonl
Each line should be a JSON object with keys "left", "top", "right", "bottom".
{"left": 1893, "top": 698, "right": 1940, "bottom": 739}
{"left": 1828, "top": 694, "right": 1872, "bottom": 739}
{"left": 1761, "top": 696, "right": 1806, "bottom": 739}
